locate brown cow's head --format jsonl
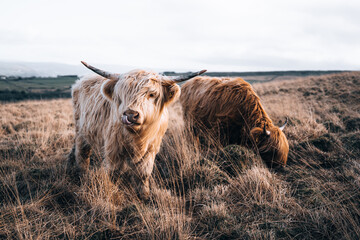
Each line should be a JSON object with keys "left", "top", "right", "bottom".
{"left": 81, "top": 61, "right": 206, "bottom": 133}
{"left": 250, "top": 119, "right": 289, "bottom": 167}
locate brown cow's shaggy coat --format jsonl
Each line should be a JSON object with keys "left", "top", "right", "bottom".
{"left": 69, "top": 70, "right": 181, "bottom": 198}
{"left": 180, "top": 76, "right": 289, "bottom": 166}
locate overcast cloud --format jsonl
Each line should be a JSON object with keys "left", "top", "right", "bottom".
{"left": 0, "top": 0, "right": 359, "bottom": 71}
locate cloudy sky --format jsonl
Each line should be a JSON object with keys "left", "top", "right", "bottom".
{"left": 1, "top": 0, "right": 359, "bottom": 71}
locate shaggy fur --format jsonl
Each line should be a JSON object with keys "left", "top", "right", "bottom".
{"left": 69, "top": 70, "right": 181, "bottom": 198}
{"left": 180, "top": 76, "right": 289, "bottom": 166}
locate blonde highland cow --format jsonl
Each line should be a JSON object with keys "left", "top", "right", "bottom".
{"left": 68, "top": 61, "right": 205, "bottom": 198}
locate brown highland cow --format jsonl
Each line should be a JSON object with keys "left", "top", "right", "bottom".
{"left": 68, "top": 61, "right": 205, "bottom": 198}
{"left": 180, "top": 76, "right": 289, "bottom": 167}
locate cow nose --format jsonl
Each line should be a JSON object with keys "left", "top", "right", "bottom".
{"left": 123, "top": 110, "right": 140, "bottom": 123}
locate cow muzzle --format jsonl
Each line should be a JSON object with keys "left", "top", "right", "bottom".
{"left": 122, "top": 109, "right": 140, "bottom": 126}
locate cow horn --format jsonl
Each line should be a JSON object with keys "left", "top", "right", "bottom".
{"left": 81, "top": 61, "right": 120, "bottom": 80}
{"left": 279, "top": 117, "right": 288, "bottom": 131}
{"left": 172, "top": 69, "right": 207, "bottom": 83}
{"left": 263, "top": 124, "right": 271, "bottom": 136}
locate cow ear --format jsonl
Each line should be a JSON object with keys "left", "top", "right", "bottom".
{"left": 163, "top": 84, "right": 180, "bottom": 105}
{"left": 101, "top": 79, "right": 116, "bottom": 101}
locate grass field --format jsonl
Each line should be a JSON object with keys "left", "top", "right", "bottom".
{"left": 0, "top": 76, "right": 76, "bottom": 101}
{"left": 0, "top": 72, "right": 359, "bottom": 239}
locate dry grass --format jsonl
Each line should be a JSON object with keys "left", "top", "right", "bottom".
{"left": 0, "top": 72, "right": 359, "bottom": 239}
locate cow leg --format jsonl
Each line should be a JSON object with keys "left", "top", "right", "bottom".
{"left": 103, "top": 139, "right": 154, "bottom": 200}
{"left": 74, "top": 135, "right": 92, "bottom": 174}
{"left": 128, "top": 152, "right": 155, "bottom": 200}
{"left": 103, "top": 152, "right": 150, "bottom": 198}
{"left": 103, "top": 140, "right": 126, "bottom": 181}
{"left": 103, "top": 155, "right": 126, "bottom": 186}
{"left": 66, "top": 144, "right": 76, "bottom": 173}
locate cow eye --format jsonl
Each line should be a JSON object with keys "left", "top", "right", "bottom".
{"left": 149, "top": 92, "right": 157, "bottom": 98}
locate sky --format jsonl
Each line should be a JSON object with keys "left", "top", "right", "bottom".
{"left": 0, "top": 0, "right": 360, "bottom": 72}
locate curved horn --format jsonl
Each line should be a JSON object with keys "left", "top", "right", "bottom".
{"left": 279, "top": 117, "right": 288, "bottom": 131}
{"left": 81, "top": 61, "right": 120, "bottom": 80}
{"left": 263, "top": 123, "right": 271, "bottom": 136}
{"left": 172, "top": 69, "right": 207, "bottom": 83}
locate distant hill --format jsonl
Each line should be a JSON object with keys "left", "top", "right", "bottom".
{"left": 0, "top": 61, "right": 353, "bottom": 79}
{"left": 0, "top": 61, "right": 133, "bottom": 78}
{"left": 1, "top": 70, "right": 357, "bottom": 102}
{"left": 164, "top": 70, "right": 349, "bottom": 77}
{"left": 164, "top": 70, "right": 352, "bottom": 84}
